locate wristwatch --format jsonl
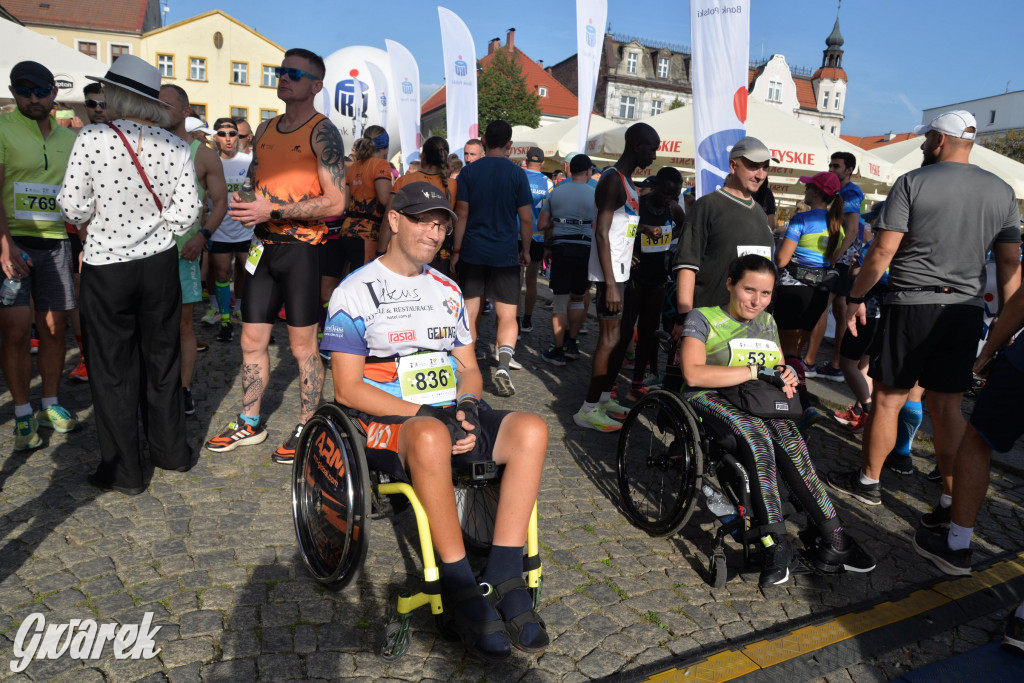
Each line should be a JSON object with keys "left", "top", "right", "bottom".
{"left": 846, "top": 294, "right": 866, "bottom": 305}
{"left": 269, "top": 203, "right": 283, "bottom": 221}
{"left": 199, "top": 228, "right": 212, "bottom": 240}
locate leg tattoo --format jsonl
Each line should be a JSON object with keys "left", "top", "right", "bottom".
{"left": 242, "top": 362, "right": 265, "bottom": 416}
{"left": 299, "top": 353, "right": 324, "bottom": 420}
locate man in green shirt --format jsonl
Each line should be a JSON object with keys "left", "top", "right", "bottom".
{"left": 0, "top": 61, "right": 81, "bottom": 450}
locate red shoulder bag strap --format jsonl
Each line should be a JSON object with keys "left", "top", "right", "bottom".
{"left": 106, "top": 122, "right": 163, "bottom": 212}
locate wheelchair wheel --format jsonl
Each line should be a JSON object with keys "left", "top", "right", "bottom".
{"left": 708, "top": 550, "right": 728, "bottom": 588}
{"left": 454, "top": 480, "right": 499, "bottom": 556}
{"left": 292, "top": 403, "right": 371, "bottom": 589}
{"left": 617, "top": 390, "right": 703, "bottom": 536}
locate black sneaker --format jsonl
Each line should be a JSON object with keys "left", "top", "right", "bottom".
{"left": 520, "top": 316, "right": 533, "bottom": 333}
{"left": 759, "top": 535, "right": 793, "bottom": 587}
{"left": 920, "top": 503, "right": 952, "bottom": 529}
{"left": 542, "top": 347, "right": 566, "bottom": 367}
{"left": 913, "top": 527, "right": 972, "bottom": 576}
{"left": 926, "top": 466, "right": 942, "bottom": 483}
{"left": 884, "top": 452, "right": 915, "bottom": 476}
{"left": 272, "top": 422, "right": 304, "bottom": 464}
{"left": 564, "top": 339, "right": 580, "bottom": 360}
{"left": 183, "top": 387, "right": 196, "bottom": 416}
{"left": 216, "top": 322, "right": 234, "bottom": 342}
{"left": 813, "top": 536, "right": 877, "bottom": 574}
{"left": 1003, "top": 610, "right": 1024, "bottom": 657}
{"left": 826, "top": 469, "right": 882, "bottom": 506}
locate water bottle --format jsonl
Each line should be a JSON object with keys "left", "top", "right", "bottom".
{"left": 237, "top": 178, "right": 256, "bottom": 203}
{"left": 703, "top": 484, "right": 740, "bottom": 539}
{"left": 1, "top": 254, "right": 28, "bottom": 306}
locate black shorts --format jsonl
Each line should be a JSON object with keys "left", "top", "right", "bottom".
{"left": 773, "top": 284, "right": 831, "bottom": 331}
{"left": 320, "top": 235, "right": 364, "bottom": 279}
{"left": 458, "top": 262, "right": 520, "bottom": 305}
{"left": 242, "top": 242, "right": 321, "bottom": 327}
{"left": 840, "top": 317, "right": 880, "bottom": 361}
{"left": 869, "top": 303, "right": 983, "bottom": 393}
{"left": 208, "top": 239, "right": 251, "bottom": 254}
{"left": 829, "top": 263, "right": 853, "bottom": 297}
{"left": 549, "top": 244, "right": 590, "bottom": 297}
{"left": 594, "top": 280, "right": 626, "bottom": 321}
{"left": 969, "top": 355, "right": 1024, "bottom": 453}
{"left": 68, "top": 232, "right": 83, "bottom": 274}
{"left": 519, "top": 240, "right": 544, "bottom": 264}
{"left": 355, "top": 405, "right": 511, "bottom": 482}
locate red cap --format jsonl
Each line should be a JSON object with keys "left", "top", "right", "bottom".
{"left": 798, "top": 171, "right": 841, "bottom": 198}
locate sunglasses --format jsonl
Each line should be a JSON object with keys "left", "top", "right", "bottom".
{"left": 274, "top": 66, "right": 318, "bottom": 82}
{"left": 85, "top": 99, "right": 106, "bottom": 108}
{"left": 13, "top": 85, "right": 54, "bottom": 98}
{"left": 216, "top": 130, "right": 238, "bottom": 137}
{"left": 401, "top": 213, "right": 453, "bottom": 236}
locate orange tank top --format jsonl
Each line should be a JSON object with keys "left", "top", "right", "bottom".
{"left": 254, "top": 113, "right": 328, "bottom": 245}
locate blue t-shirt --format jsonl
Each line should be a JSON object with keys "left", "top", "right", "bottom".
{"left": 524, "top": 168, "right": 552, "bottom": 242}
{"left": 456, "top": 156, "right": 532, "bottom": 266}
{"left": 784, "top": 209, "right": 832, "bottom": 268}
{"left": 839, "top": 181, "right": 866, "bottom": 240}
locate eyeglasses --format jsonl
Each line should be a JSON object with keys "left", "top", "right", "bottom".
{"left": 12, "top": 85, "right": 53, "bottom": 99}
{"left": 216, "top": 130, "right": 238, "bottom": 137}
{"left": 274, "top": 66, "right": 319, "bottom": 82}
{"left": 85, "top": 99, "right": 105, "bottom": 109}
{"left": 402, "top": 213, "right": 453, "bottom": 235}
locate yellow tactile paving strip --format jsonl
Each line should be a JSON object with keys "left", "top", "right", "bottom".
{"left": 645, "top": 552, "right": 1024, "bottom": 682}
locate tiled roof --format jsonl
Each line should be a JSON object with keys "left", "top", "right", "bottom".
{"left": 840, "top": 132, "right": 917, "bottom": 150}
{"left": 4, "top": 0, "right": 151, "bottom": 33}
{"left": 812, "top": 66, "right": 847, "bottom": 82}
{"left": 422, "top": 46, "right": 578, "bottom": 118}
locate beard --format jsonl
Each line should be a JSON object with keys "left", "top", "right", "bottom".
{"left": 18, "top": 102, "right": 50, "bottom": 121}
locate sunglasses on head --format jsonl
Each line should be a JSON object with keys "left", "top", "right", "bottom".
{"left": 13, "top": 84, "right": 53, "bottom": 98}
{"left": 85, "top": 99, "right": 105, "bottom": 109}
{"left": 216, "top": 130, "right": 238, "bottom": 137}
{"left": 274, "top": 66, "right": 318, "bottom": 82}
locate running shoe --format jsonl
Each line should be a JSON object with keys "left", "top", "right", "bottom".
{"left": 578, "top": 322, "right": 590, "bottom": 335}
{"left": 573, "top": 405, "right": 622, "bottom": 432}
{"left": 520, "top": 316, "right": 533, "bottom": 333}
{"left": 832, "top": 405, "right": 861, "bottom": 426}
{"left": 643, "top": 374, "right": 664, "bottom": 388}
{"left": 36, "top": 404, "right": 81, "bottom": 433}
{"left": 201, "top": 305, "right": 220, "bottom": 325}
{"left": 216, "top": 322, "right": 234, "bottom": 343}
{"left": 196, "top": 341, "right": 209, "bottom": 353}
{"left": 797, "top": 407, "right": 826, "bottom": 431}
{"left": 14, "top": 415, "right": 43, "bottom": 451}
{"left": 759, "top": 535, "right": 793, "bottom": 587}
{"left": 926, "top": 466, "right": 942, "bottom": 483}
{"left": 621, "top": 356, "right": 635, "bottom": 370}
{"left": 812, "top": 536, "right": 877, "bottom": 574}
{"left": 920, "top": 503, "right": 952, "bottom": 529}
{"left": 884, "top": 452, "right": 915, "bottom": 476}
{"left": 542, "top": 347, "right": 566, "bottom": 366}
{"left": 272, "top": 423, "right": 304, "bottom": 464}
{"left": 563, "top": 339, "right": 580, "bottom": 360}
{"left": 626, "top": 385, "right": 649, "bottom": 402}
{"left": 600, "top": 398, "right": 629, "bottom": 420}
{"left": 278, "top": 306, "right": 287, "bottom": 321}
{"left": 812, "top": 364, "right": 844, "bottom": 382}
{"left": 183, "top": 388, "right": 196, "bottom": 416}
{"left": 913, "top": 527, "right": 972, "bottom": 576}
{"left": 492, "top": 351, "right": 523, "bottom": 370}
{"left": 1003, "top": 610, "right": 1024, "bottom": 657}
{"left": 493, "top": 367, "right": 516, "bottom": 397}
{"left": 803, "top": 363, "right": 819, "bottom": 378}
{"left": 205, "top": 416, "right": 268, "bottom": 452}
{"left": 69, "top": 357, "right": 89, "bottom": 382}
{"left": 30, "top": 337, "right": 38, "bottom": 354}
{"left": 230, "top": 309, "right": 243, "bottom": 323}
{"left": 826, "top": 469, "right": 882, "bottom": 506}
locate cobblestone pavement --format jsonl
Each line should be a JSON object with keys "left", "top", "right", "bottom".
{"left": 1, "top": 299, "right": 1023, "bottom": 682}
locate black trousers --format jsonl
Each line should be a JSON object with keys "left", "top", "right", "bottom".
{"left": 80, "top": 247, "right": 189, "bottom": 488}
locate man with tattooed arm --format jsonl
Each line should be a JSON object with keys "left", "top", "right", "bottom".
{"left": 205, "top": 48, "right": 348, "bottom": 464}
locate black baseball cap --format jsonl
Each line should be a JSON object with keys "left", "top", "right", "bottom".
{"left": 526, "top": 146, "right": 544, "bottom": 163}
{"left": 391, "top": 182, "right": 456, "bottom": 221}
{"left": 10, "top": 61, "right": 54, "bottom": 88}
{"left": 568, "top": 153, "right": 592, "bottom": 174}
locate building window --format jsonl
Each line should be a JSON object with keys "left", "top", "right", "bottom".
{"left": 619, "top": 95, "right": 636, "bottom": 119}
{"left": 651, "top": 100, "right": 663, "bottom": 116}
{"left": 626, "top": 53, "right": 637, "bottom": 74}
{"left": 157, "top": 54, "right": 174, "bottom": 78}
{"left": 823, "top": 91, "right": 830, "bottom": 109}
{"left": 190, "top": 58, "right": 207, "bottom": 81}
{"left": 262, "top": 65, "right": 278, "bottom": 88}
{"left": 831, "top": 125, "right": 836, "bottom": 134}
{"left": 767, "top": 80, "right": 782, "bottom": 103}
{"left": 657, "top": 57, "right": 669, "bottom": 78}
{"left": 231, "top": 107, "right": 248, "bottom": 120}
{"left": 260, "top": 108, "right": 277, "bottom": 122}
{"left": 111, "top": 44, "right": 129, "bottom": 63}
{"left": 232, "top": 62, "right": 248, "bottom": 85}
{"left": 989, "top": 110, "right": 996, "bottom": 125}
{"left": 78, "top": 41, "right": 97, "bottom": 59}
{"left": 538, "top": 86, "right": 547, "bottom": 97}
{"left": 835, "top": 92, "right": 841, "bottom": 110}
{"left": 191, "top": 103, "right": 207, "bottom": 120}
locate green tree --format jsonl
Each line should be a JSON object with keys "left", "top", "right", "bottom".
{"left": 477, "top": 48, "right": 540, "bottom": 130}
{"left": 669, "top": 98, "right": 685, "bottom": 111}
{"left": 981, "top": 129, "right": 1024, "bottom": 163}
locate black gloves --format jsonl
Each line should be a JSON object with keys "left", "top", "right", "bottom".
{"left": 416, "top": 404, "right": 467, "bottom": 443}
{"left": 756, "top": 365, "right": 786, "bottom": 388}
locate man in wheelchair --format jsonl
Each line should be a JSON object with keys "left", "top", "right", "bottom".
{"left": 679, "top": 254, "right": 876, "bottom": 587}
{"left": 319, "top": 182, "right": 549, "bottom": 662}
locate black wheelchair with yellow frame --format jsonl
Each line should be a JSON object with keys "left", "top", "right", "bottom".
{"left": 290, "top": 402, "right": 543, "bottom": 661}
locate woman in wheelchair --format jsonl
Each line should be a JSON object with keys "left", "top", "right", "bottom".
{"left": 320, "top": 182, "right": 549, "bottom": 662}
{"left": 679, "top": 254, "right": 876, "bottom": 586}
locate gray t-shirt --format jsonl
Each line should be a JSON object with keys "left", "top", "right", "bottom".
{"left": 877, "top": 161, "right": 1020, "bottom": 306}
{"left": 543, "top": 180, "right": 596, "bottom": 246}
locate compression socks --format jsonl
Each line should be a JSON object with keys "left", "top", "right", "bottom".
{"left": 216, "top": 280, "right": 232, "bottom": 322}
{"left": 482, "top": 545, "right": 541, "bottom": 647}
{"left": 785, "top": 356, "right": 811, "bottom": 411}
{"left": 239, "top": 414, "right": 260, "bottom": 428}
{"left": 895, "top": 401, "right": 923, "bottom": 456}
{"left": 497, "top": 345, "right": 514, "bottom": 370}
{"left": 441, "top": 557, "right": 508, "bottom": 656}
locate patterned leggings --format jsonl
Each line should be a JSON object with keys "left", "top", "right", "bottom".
{"left": 690, "top": 391, "right": 840, "bottom": 536}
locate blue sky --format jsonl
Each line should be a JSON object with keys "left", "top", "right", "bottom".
{"left": 163, "top": 0, "right": 1022, "bottom": 136}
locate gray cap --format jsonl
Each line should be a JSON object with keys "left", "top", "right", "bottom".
{"left": 729, "top": 136, "right": 772, "bottom": 163}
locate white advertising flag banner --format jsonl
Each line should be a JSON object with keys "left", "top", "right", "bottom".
{"left": 576, "top": 0, "right": 607, "bottom": 155}
{"left": 690, "top": 0, "right": 749, "bottom": 197}
{"left": 386, "top": 39, "right": 422, "bottom": 171}
{"left": 438, "top": 6, "right": 479, "bottom": 158}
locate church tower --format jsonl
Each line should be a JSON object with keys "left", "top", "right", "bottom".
{"left": 811, "top": 3, "right": 847, "bottom": 135}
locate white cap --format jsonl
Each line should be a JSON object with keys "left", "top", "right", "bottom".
{"left": 913, "top": 110, "right": 977, "bottom": 140}
{"left": 185, "top": 116, "right": 214, "bottom": 135}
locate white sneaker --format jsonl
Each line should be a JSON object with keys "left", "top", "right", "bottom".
{"left": 493, "top": 367, "right": 515, "bottom": 397}
{"left": 573, "top": 405, "right": 622, "bottom": 432}
{"left": 201, "top": 305, "right": 220, "bottom": 325}
{"left": 493, "top": 351, "right": 523, "bottom": 370}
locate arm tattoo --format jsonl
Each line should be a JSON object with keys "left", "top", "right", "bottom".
{"left": 315, "top": 121, "right": 347, "bottom": 192}
{"left": 242, "top": 362, "right": 265, "bottom": 415}
{"left": 299, "top": 352, "right": 325, "bottom": 419}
